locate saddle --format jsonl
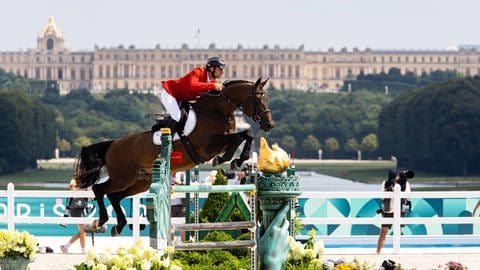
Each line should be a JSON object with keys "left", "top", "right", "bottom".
{"left": 151, "top": 103, "right": 203, "bottom": 163}
{"left": 151, "top": 103, "right": 192, "bottom": 135}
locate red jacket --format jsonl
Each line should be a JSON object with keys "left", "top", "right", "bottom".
{"left": 162, "top": 67, "right": 217, "bottom": 101}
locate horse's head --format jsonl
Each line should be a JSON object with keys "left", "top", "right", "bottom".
{"left": 235, "top": 78, "right": 274, "bottom": 131}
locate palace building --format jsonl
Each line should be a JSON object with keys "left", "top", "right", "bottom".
{"left": 1, "top": 17, "right": 480, "bottom": 95}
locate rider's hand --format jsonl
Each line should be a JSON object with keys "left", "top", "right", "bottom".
{"left": 214, "top": 83, "right": 224, "bottom": 91}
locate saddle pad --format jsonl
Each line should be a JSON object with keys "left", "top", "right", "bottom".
{"left": 153, "top": 109, "right": 197, "bottom": 145}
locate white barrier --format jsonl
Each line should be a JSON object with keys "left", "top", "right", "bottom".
{"left": 298, "top": 190, "right": 480, "bottom": 253}
{"left": 2, "top": 182, "right": 480, "bottom": 254}
{"left": 0, "top": 182, "right": 148, "bottom": 239}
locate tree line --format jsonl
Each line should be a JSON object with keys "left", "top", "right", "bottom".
{"left": 378, "top": 77, "right": 480, "bottom": 175}
{"left": 0, "top": 68, "right": 478, "bottom": 176}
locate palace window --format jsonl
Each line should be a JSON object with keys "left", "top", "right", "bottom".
{"left": 136, "top": 65, "right": 141, "bottom": 78}
{"left": 46, "top": 38, "right": 54, "bottom": 50}
{"left": 80, "top": 69, "right": 86, "bottom": 80}
{"left": 124, "top": 64, "right": 129, "bottom": 78}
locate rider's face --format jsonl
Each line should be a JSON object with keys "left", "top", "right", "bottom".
{"left": 212, "top": 67, "right": 224, "bottom": 78}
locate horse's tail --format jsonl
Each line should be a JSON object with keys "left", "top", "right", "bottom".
{"left": 74, "top": 140, "right": 113, "bottom": 189}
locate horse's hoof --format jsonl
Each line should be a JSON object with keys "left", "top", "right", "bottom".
{"left": 212, "top": 156, "right": 219, "bottom": 167}
{"left": 91, "top": 219, "right": 99, "bottom": 229}
{"left": 230, "top": 159, "right": 241, "bottom": 170}
{"left": 111, "top": 226, "right": 119, "bottom": 237}
{"left": 84, "top": 224, "right": 107, "bottom": 234}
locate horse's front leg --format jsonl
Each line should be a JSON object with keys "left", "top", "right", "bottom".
{"left": 231, "top": 129, "right": 254, "bottom": 170}
{"left": 212, "top": 129, "right": 253, "bottom": 170}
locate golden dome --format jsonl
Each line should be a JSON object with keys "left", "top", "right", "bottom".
{"left": 38, "top": 16, "right": 64, "bottom": 38}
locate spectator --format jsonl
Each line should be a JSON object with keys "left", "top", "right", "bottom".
{"left": 60, "top": 179, "right": 88, "bottom": 254}
{"left": 376, "top": 169, "right": 411, "bottom": 254}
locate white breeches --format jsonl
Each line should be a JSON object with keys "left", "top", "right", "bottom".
{"left": 160, "top": 89, "right": 181, "bottom": 121}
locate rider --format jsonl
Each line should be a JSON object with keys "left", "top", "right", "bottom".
{"left": 160, "top": 56, "right": 226, "bottom": 132}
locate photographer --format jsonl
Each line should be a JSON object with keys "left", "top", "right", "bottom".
{"left": 376, "top": 169, "right": 413, "bottom": 254}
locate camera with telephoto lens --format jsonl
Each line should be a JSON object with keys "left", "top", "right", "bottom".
{"left": 398, "top": 169, "right": 415, "bottom": 181}
{"left": 398, "top": 169, "right": 414, "bottom": 190}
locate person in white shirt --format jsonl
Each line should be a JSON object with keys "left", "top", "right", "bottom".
{"left": 376, "top": 169, "right": 411, "bottom": 254}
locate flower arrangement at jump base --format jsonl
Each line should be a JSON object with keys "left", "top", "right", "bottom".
{"left": 74, "top": 239, "right": 181, "bottom": 270}
{"left": 0, "top": 229, "right": 38, "bottom": 270}
{"left": 284, "top": 229, "right": 375, "bottom": 270}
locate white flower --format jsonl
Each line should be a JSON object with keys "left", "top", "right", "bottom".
{"left": 75, "top": 239, "right": 181, "bottom": 270}
{"left": 0, "top": 230, "right": 38, "bottom": 260}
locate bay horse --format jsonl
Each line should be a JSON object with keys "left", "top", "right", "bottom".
{"left": 74, "top": 78, "right": 274, "bottom": 236}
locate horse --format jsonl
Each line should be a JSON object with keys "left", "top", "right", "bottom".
{"left": 74, "top": 78, "right": 274, "bottom": 236}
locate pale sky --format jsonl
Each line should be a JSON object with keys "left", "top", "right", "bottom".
{"left": 1, "top": 0, "right": 479, "bottom": 52}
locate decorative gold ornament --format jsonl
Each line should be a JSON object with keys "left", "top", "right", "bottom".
{"left": 257, "top": 137, "right": 290, "bottom": 174}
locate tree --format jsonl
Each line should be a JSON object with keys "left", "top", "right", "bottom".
{"left": 324, "top": 137, "right": 340, "bottom": 158}
{"left": 73, "top": 136, "right": 92, "bottom": 155}
{"left": 57, "top": 138, "right": 72, "bottom": 157}
{"left": 280, "top": 135, "right": 296, "bottom": 154}
{"left": 301, "top": 135, "right": 321, "bottom": 158}
{"left": 344, "top": 138, "right": 360, "bottom": 159}
{"left": 361, "top": 133, "right": 378, "bottom": 159}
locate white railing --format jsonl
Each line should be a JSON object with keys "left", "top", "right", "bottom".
{"left": 298, "top": 189, "right": 480, "bottom": 253}
{"left": 2, "top": 182, "right": 480, "bottom": 254}
{"left": 0, "top": 183, "right": 148, "bottom": 239}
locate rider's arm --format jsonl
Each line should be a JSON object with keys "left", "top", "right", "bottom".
{"left": 182, "top": 67, "right": 217, "bottom": 94}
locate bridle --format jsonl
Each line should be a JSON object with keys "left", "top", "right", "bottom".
{"left": 200, "top": 81, "right": 270, "bottom": 124}
{"left": 244, "top": 87, "right": 271, "bottom": 124}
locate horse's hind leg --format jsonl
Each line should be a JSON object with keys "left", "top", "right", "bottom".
{"left": 107, "top": 178, "right": 152, "bottom": 236}
{"left": 92, "top": 181, "right": 110, "bottom": 228}
{"left": 106, "top": 191, "right": 128, "bottom": 237}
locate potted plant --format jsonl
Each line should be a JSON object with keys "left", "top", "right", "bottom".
{"left": 0, "top": 230, "right": 38, "bottom": 270}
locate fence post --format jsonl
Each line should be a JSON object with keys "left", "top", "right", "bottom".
{"left": 147, "top": 128, "right": 172, "bottom": 250}
{"left": 7, "top": 183, "right": 14, "bottom": 231}
{"left": 131, "top": 195, "right": 140, "bottom": 239}
{"left": 393, "top": 184, "right": 401, "bottom": 253}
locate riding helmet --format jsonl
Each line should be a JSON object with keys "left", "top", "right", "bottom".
{"left": 206, "top": 56, "right": 226, "bottom": 69}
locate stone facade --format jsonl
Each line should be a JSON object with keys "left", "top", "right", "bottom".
{"left": 1, "top": 17, "right": 480, "bottom": 95}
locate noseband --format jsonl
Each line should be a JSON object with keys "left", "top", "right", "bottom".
{"left": 247, "top": 90, "right": 271, "bottom": 124}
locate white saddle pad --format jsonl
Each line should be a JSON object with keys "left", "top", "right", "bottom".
{"left": 153, "top": 109, "right": 197, "bottom": 145}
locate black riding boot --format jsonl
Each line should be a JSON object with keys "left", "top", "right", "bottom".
{"left": 165, "top": 118, "right": 179, "bottom": 134}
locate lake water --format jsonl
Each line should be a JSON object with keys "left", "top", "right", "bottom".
{"left": 195, "top": 170, "right": 449, "bottom": 191}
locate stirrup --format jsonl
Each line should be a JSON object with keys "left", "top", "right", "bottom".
{"left": 165, "top": 119, "right": 179, "bottom": 133}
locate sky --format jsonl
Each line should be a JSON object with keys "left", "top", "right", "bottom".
{"left": 1, "top": 0, "right": 480, "bottom": 52}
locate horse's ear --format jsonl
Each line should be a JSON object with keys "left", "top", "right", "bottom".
{"left": 255, "top": 78, "right": 262, "bottom": 87}
{"left": 261, "top": 78, "right": 270, "bottom": 87}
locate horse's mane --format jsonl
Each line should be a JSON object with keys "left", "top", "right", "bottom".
{"left": 223, "top": 80, "right": 252, "bottom": 88}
